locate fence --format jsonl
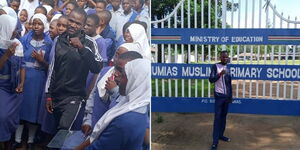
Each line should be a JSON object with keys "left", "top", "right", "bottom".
{"left": 151, "top": 0, "right": 300, "bottom": 115}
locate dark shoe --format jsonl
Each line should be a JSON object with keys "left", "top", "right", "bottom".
{"left": 12, "top": 142, "right": 22, "bottom": 150}
{"left": 27, "top": 143, "right": 35, "bottom": 150}
{"left": 211, "top": 144, "right": 218, "bottom": 150}
{"left": 219, "top": 136, "right": 231, "bottom": 142}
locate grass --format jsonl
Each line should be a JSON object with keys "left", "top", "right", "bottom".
{"left": 152, "top": 79, "right": 213, "bottom": 97}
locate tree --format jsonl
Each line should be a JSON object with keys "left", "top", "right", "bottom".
{"left": 152, "top": 0, "right": 239, "bottom": 63}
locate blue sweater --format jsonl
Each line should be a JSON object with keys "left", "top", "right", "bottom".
{"left": 87, "top": 111, "right": 147, "bottom": 150}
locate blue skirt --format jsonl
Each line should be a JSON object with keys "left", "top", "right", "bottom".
{"left": 0, "top": 89, "right": 22, "bottom": 141}
{"left": 20, "top": 67, "right": 46, "bottom": 123}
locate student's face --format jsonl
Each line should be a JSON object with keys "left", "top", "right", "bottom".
{"left": 19, "top": 10, "right": 28, "bottom": 23}
{"left": 49, "top": 21, "right": 58, "bottom": 39}
{"left": 97, "top": 13, "right": 106, "bottom": 26}
{"left": 35, "top": 8, "right": 46, "bottom": 15}
{"left": 57, "top": 18, "right": 68, "bottom": 35}
{"left": 65, "top": 4, "right": 75, "bottom": 16}
{"left": 25, "top": 21, "right": 32, "bottom": 31}
{"left": 113, "top": 47, "right": 128, "bottom": 64}
{"left": 122, "top": 0, "right": 131, "bottom": 13}
{"left": 68, "top": 12, "right": 85, "bottom": 35}
{"left": 134, "top": 0, "right": 142, "bottom": 11}
{"left": 84, "top": 17, "right": 97, "bottom": 36}
{"left": 124, "top": 29, "right": 133, "bottom": 43}
{"left": 129, "top": 0, "right": 135, "bottom": 8}
{"left": 77, "top": 0, "right": 87, "bottom": 8}
{"left": 114, "top": 58, "right": 128, "bottom": 96}
{"left": 95, "top": 2, "right": 105, "bottom": 13}
{"left": 111, "top": 0, "right": 121, "bottom": 10}
{"left": 220, "top": 52, "right": 229, "bottom": 65}
{"left": 32, "top": 18, "right": 44, "bottom": 36}
{"left": 10, "top": 1, "right": 20, "bottom": 11}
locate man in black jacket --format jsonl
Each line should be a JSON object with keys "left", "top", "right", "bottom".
{"left": 46, "top": 8, "right": 103, "bottom": 131}
{"left": 209, "top": 51, "right": 232, "bottom": 150}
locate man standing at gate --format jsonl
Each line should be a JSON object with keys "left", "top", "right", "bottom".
{"left": 209, "top": 51, "right": 232, "bottom": 150}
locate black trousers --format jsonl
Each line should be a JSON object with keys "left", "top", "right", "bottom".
{"left": 212, "top": 98, "right": 230, "bottom": 144}
{"left": 53, "top": 96, "right": 85, "bottom": 131}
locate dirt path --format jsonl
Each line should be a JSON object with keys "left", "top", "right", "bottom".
{"left": 152, "top": 113, "right": 300, "bottom": 150}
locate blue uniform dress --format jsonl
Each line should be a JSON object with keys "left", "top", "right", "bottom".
{"left": 19, "top": 31, "right": 52, "bottom": 123}
{"left": 87, "top": 111, "right": 147, "bottom": 150}
{"left": 0, "top": 49, "right": 23, "bottom": 141}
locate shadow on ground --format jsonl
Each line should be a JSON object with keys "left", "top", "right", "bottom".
{"left": 152, "top": 113, "right": 300, "bottom": 150}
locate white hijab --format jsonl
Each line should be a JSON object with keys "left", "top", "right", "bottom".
{"left": 2, "top": 6, "right": 18, "bottom": 18}
{"left": 42, "top": 4, "right": 53, "bottom": 14}
{"left": 32, "top": 13, "right": 49, "bottom": 33}
{"left": 119, "top": 43, "right": 140, "bottom": 53}
{"left": 0, "top": 14, "right": 23, "bottom": 57}
{"left": 90, "top": 58, "right": 151, "bottom": 143}
{"left": 127, "top": 23, "right": 151, "bottom": 60}
{"left": 0, "top": 1, "right": 8, "bottom": 8}
{"left": 50, "top": 14, "right": 62, "bottom": 23}
{"left": 19, "top": 0, "right": 39, "bottom": 20}
{"left": 96, "top": 43, "right": 140, "bottom": 99}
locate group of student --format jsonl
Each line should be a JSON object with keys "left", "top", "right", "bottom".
{"left": 0, "top": 0, "right": 151, "bottom": 150}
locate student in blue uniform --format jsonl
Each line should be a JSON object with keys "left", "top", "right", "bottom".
{"left": 96, "top": 10, "right": 116, "bottom": 64}
{"left": 94, "top": 0, "right": 107, "bottom": 13}
{"left": 84, "top": 13, "right": 108, "bottom": 100}
{"left": 14, "top": 13, "right": 52, "bottom": 150}
{"left": 75, "top": 52, "right": 150, "bottom": 150}
{"left": 0, "top": 14, "right": 25, "bottom": 150}
{"left": 81, "top": 46, "right": 130, "bottom": 136}
{"left": 209, "top": 51, "right": 233, "bottom": 150}
{"left": 114, "top": 0, "right": 138, "bottom": 40}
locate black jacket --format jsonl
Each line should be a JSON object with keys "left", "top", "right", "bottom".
{"left": 47, "top": 32, "right": 102, "bottom": 100}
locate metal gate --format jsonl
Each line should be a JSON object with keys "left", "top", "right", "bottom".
{"left": 151, "top": 0, "right": 300, "bottom": 115}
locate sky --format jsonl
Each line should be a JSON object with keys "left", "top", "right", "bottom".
{"left": 227, "top": 0, "right": 300, "bottom": 28}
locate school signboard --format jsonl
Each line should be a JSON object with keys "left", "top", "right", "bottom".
{"left": 152, "top": 28, "right": 300, "bottom": 45}
{"left": 152, "top": 63, "right": 300, "bottom": 81}
{"left": 151, "top": 63, "right": 300, "bottom": 115}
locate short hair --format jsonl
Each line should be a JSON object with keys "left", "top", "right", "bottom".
{"left": 42, "top": 0, "right": 55, "bottom": 7}
{"left": 35, "top": 6, "right": 47, "bottom": 15}
{"left": 220, "top": 50, "right": 228, "bottom": 56}
{"left": 119, "top": 51, "right": 143, "bottom": 61}
{"left": 95, "top": 0, "right": 107, "bottom": 6}
{"left": 87, "top": 14, "right": 100, "bottom": 26}
{"left": 71, "top": 8, "right": 87, "bottom": 22}
{"left": 97, "top": 10, "right": 111, "bottom": 24}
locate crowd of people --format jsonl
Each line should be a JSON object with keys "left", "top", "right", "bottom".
{"left": 0, "top": 0, "right": 150, "bottom": 150}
